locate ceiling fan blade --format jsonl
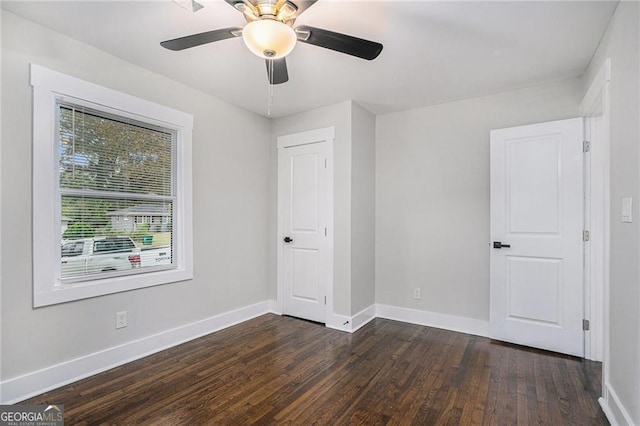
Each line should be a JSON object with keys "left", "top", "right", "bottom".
{"left": 295, "top": 25, "right": 383, "bottom": 60}
{"left": 160, "top": 27, "right": 242, "bottom": 51}
{"left": 224, "top": 0, "right": 243, "bottom": 8}
{"left": 266, "top": 58, "right": 289, "bottom": 84}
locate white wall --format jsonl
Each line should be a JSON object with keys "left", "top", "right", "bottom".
{"left": 375, "top": 78, "right": 583, "bottom": 321}
{"left": 350, "top": 103, "right": 375, "bottom": 314}
{"left": 584, "top": 2, "right": 640, "bottom": 424}
{"left": 1, "top": 11, "right": 271, "bottom": 382}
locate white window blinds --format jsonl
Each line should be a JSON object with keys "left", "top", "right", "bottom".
{"left": 58, "top": 103, "right": 176, "bottom": 280}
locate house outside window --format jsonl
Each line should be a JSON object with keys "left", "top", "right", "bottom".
{"left": 108, "top": 205, "right": 172, "bottom": 233}
{"left": 32, "top": 64, "right": 193, "bottom": 307}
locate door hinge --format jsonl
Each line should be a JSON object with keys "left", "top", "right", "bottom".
{"left": 583, "top": 319, "right": 590, "bottom": 331}
{"left": 583, "top": 230, "right": 590, "bottom": 241}
{"left": 324, "top": 158, "right": 327, "bottom": 168}
{"left": 324, "top": 296, "right": 326, "bottom": 305}
{"left": 325, "top": 227, "right": 327, "bottom": 236}
{"left": 583, "top": 140, "right": 591, "bottom": 153}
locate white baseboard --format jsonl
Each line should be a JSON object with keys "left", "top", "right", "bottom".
{"left": 0, "top": 301, "right": 273, "bottom": 404}
{"left": 600, "top": 382, "right": 635, "bottom": 426}
{"left": 375, "top": 304, "right": 490, "bottom": 337}
{"left": 279, "top": 305, "right": 375, "bottom": 334}
{"left": 325, "top": 312, "right": 352, "bottom": 332}
{"left": 268, "top": 298, "right": 281, "bottom": 314}
{"left": 325, "top": 304, "right": 489, "bottom": 338}
{"left": 351, "top": 305, "right": 376, "bottom": 332}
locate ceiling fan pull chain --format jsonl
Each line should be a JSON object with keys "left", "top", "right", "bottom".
{"left": 267, "top": 59, "right": 274, "bottom": 116}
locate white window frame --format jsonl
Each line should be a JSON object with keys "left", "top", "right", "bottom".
{"left": 31, "top": 64, "right": 194, "bottom": 307}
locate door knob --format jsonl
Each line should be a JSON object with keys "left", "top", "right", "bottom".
{"left": 283, "top": 237, "right": 293, "bottom": 243}
{"left": 493, "top": 241, "right": 511, "bottom": 249}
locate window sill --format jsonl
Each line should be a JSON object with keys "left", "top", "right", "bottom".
{"left": 35, "top": 267, "right": 193, "bottom": 307}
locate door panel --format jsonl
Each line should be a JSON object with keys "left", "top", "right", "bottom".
{"left": 291, "top": 248, "right": 319, "bottom": 301}
{"left": 490, "top": 118, "right": 584, "bottom": 357}
{"left": 508, "top": 137, "right": 560, "bottom": 233}
{"left": 292, "top": 153, "right": 319, "bottom": 232}
{"left": 507, "top": 256, "right": 561, "bottom": 324}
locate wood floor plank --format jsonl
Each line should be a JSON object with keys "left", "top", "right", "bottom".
{"left": 22, "top": 314, "right": 608, "bottom": 425}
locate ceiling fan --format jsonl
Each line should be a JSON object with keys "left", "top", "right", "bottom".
{"left": 160, "top": 0, "right": 383, "bottom": 85}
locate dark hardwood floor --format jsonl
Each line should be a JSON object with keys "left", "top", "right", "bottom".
{"left": 24, "top": 314, "right": 607, "bottom": 425}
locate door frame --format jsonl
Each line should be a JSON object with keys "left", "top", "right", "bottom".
{"left": 276, "top": 127, "right": 335, "bottom": 323}
{"left": 580, "top": 58, "right": 611, "bottom": 364}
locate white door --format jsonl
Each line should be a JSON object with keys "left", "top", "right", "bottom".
{"left": 490, "top": 118, "right": 584, "bottom": 357}
{"left": 277, "top": 128, "right": 333, "bottom": 323}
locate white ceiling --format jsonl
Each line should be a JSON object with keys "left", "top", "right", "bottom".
{"left": 2, "top": 0, "right": 617, "bottom": 118}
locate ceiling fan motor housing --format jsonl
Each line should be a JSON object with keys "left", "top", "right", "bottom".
{"left": 233, "top": 0, "right": 299, "bottom": 24}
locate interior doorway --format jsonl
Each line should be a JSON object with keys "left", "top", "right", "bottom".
{"left": 276, "top": 127, "right": 334, "bottom": 324}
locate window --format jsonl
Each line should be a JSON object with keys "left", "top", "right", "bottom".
{"left": 32, "top": 64, "right": 193, "bottom": 307}
{"left": 59, "top": 104, "right": 175, "bottom": 279}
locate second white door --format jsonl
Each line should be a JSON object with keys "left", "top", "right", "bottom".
{"left": 278, "top": 129, "right": 332, "bottom": 323}
{"left": 490, "top": 118, "right": 584, "bottom": 357}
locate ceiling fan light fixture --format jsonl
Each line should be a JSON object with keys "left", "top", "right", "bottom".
{"left": 242, "top": 19, "right": 297, "bottom": 59}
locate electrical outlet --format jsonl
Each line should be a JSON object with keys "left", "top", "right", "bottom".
{"left": 413, "top": 288, "right": 421, "bottom": 300}
{"left": 116, "top": 311, "right": 128, "bottom": 329}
